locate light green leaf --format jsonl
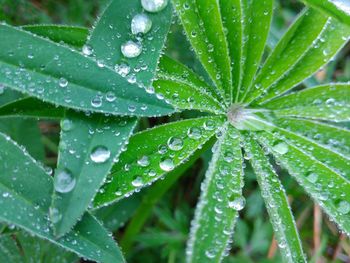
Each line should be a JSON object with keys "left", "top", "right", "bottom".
{"left": 50, "top": 112, "right": 136, "bottom": 236}
{"left": 244, "top": 134, "right": 306, "bottom": 263}
{"left": 88, "top": 0, "right": 172, "bottom": 87}
{"left": 266, "top": 84, "right": 350, "bottom": 122}
{"left": 256, "top": 131, "right": 350, "bottom": 236}
{"left": 155, "top": 56, "right": 225, "bottom": 114}
{"left": 0, "top": 24, "right": 173, "bottom": 117}
{"left": 236, "top": 0, "right": 274, "bottom": 102}
{"left": 172, "top": 0, "right": 231, "bottom": 104}
{"left": 246, "top": 11, "right": 350, "bottom": 104}
{"left": 0, "top": 132, "right": 125, "bottom": 263}
{"left": 0, "top": 97, "right": 65, "bottom": 119}
{"left": 187, "top": 124, "right": 243, "bottom": 262}
{"left": 94, "top": 116, "right": 225, "bottom": 208}
{"left": 22, "top": 24, "right": 88, "bottom": 48}
{"left": 301, "top": 0, "right": 350, "bottom": 26}
{"left": 275, "top": 117, "right": 350, "bottom": 157}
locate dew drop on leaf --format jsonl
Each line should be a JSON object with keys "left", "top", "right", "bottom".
{"left": 59, "top": 77, "right": 68, "bottom": 88}
{"left": 228, "top": 197, "right": 246, "bottom": 211}
{"left": 61, "top": 119, "right": 74, "bottom": 132}
{"left": 131, "top": 177, "right": 143, "bottom": 187}
{"left": 121, "top": 40, "right": 142, "bottom": 58}
{"left": 187, "top": 127, "right": 202, "bottom": 140}
{"left": 54, "top": 169, "right": 76, "bottom": 193}
{"left": 90, "top": 146, "right": 111, "bottom": 163}
{"left": 337, "top": 201, "right": 350, "bottom": 214}
{"left": 91, "top": 96, "right": 103, "bottom": 108}
{"left": 306, "top": 172, "right": 318, "bottom": 183}
{"left": 137, "top": 155, "right": 150, "bottom": 167}
{"left": 272, "top": 141, "right": 289, "bottom": 155}
{"left": 49, "top": 207, "right": 62, "bottom": 223}
{"left": 82, "top": 44, "right": 94, "bottom": 56}
{"left": 115, "top": 63, "right": 131, "bottom": 76}
{"left": 131, "top": 14, "right": 152, "bottom": 35}
{"left": 106, "top": 91, "right": 116, "bottom": 102}
{"left": 141, "top": 0, "right": 168, "bottom": 13}
{"left": 159, "top": 158, "right": 175, "bottom": 171}
{"left": 167, "top": 137, "right": 184, "bottom": 151}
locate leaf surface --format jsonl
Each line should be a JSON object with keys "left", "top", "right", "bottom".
{"left": 0, "top": 132, "right": 125, "bottom": 263}
{"left": 94, "top": 116, "right": 224, "bottom": 208}
{"left": 187, "top": 124, "right": 243, "bottom": 262}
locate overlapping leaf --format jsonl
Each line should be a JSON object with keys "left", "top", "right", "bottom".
{"left": 0, "top": 24, "right": 173, "bottom": 117}
{"left": 244, "top": 134, "right": 305, "bottom": 262}
{"left": 0, "top": 132, "right": 125, "bottom": 263}
{"left": 187, "top": 124, "right": 243, "bottom": 262}
{"left": 94, "top": 116, "right": 224, "bottom": 207}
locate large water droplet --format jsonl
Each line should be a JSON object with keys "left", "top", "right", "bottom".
{"left": 54, "top": 169, "right": 76, "bottom": 193}
{"left": 272, "top": 141, "right": 289, "bottom": 155}
{"left": 159, "top": 158, "right": 174, "bottom": 171}
{"left": 59, "top": 77, "right": 68, "bottom": 88}
{"left": 306, "top": 172, "right": 318, "bottom": 183}
{"left": 121, "top": 41, "right": 142, "bottom": 58}
{"left": 187, "top": 127, "right": 202, "bottom": 140}
{"left": 115, "top": 63, "right": 131, "bottom": 76}
{"left": 137, "top": 155, "right": 150, "bottom": 167}
{"left": 90, "top": 146, "right": 111, "bottom": 163}
{"left": 337, "top": 201, "right": 350, "bottom": 214}
{"left": 82, "top": 44, "right": 94, "bottom": 56}
{"left": 91, "top": 96, "right": 102, "bottom": 108}
{"left": 131, "top": 177, "right": 143, "bottom": 187}
{"left": 61, "top": 119, "right": 74, "bottom": 132}
{"left": 167, "top": 137, "right": 183, "bottom": 151}
{"left": 228, "top": 197, "right": 246, "bottom": 211}
{"left": 141, "top": 0, "right": 168, "bottom": 12}
{"left": 131, "top": 14, "right": 152, "bottom": 35}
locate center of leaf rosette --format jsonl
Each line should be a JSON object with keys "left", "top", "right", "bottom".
{"left": 227, "top": 104, "right": 269, "bottom": 131}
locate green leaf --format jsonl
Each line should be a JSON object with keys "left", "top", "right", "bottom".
{"left": 301, "top": 0, "right": 350, "bottom": 26}
{"left": 243, "top": 134, "right": 306, "bottom": 263}
{"left": 94, "top": 116, "right": 225, "bottom": 208}
{"left": 172, "top": 0, "right": 232, "bottom": 103}
{"left": 265, "top": 84, "right": 350, "bottom": 122}
{"left": 0, "top": 234, "right": 22, "bottom": 263}
{"left": 50, "top": 112, "right": 136, "bottom": 236}
{"left": 0, "top": 97, "right": 65, "bottom": 119}
{"left": 0, "top": 132, "right": 125, "bottom": 263}
{"left": 246, "top": 10, "right": 350, "bottom": 104}
{"left": 22, "top": 24, "right": 88, "bottom": 48}
{"left": 88, "top": 0, "right": 172, "bottom": 87}
{"left": 0, "top": 24, "right": 173, "bottom": 117}
{"left": 155, "top": 56, "right": 225, "bottom": 114}
{"left": 235, "top": 0, "right": 274, "bottom": 102}
{"left": 255, "top": 131, "right": 350, "bottom": 236}
{"left": 275, "top": 117, "right": 350, "bottom": 157}
{"left": 186, "top": 124, "right": 243, "bottom": 262}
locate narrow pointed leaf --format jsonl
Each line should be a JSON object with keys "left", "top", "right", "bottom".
{"left": 0, "top": 24, "right": 173, "bottom": 117}
{"left": 88, "top": 0, "right": 172, "bottom": 87}
{"left": 236, "top": 0, "right": 274, "bottom": 102}
{"left": 51, "top": 112, "right": 136, "bottom": 236}
{"left": 301, "top": 0, "right": 350, "bottom": 25}
{"left": 244, "top": 134, "right": 306, "bottom": 262}
{"left": 0, "top": 132, "right": 125, "bottom": 262}
{"left": 0, "top": 97, "right": 65, "bottom": 119}
{"left": 265, "top": 84, "right": 350, "bottom": 122}
{"left": 187, "top": 124, "right": 243, "bottom": 262}
{"left": 247, "top": 13, "right": 350, "bottom": 104}
{"left": 94, "top": 116, "right": 225, "bottom": 208}
{"left": 172, "top": 0, "right": 231, "bottom": 103}
{"left": 276, "top": 117, "right": 350, "bottom": 157}
{"left": 22, "top": 25, "right": 88, "bottom": 47}
{"left": 256, "top": 131, "right": 350, "bottom": 235}
{"left": 246, "top": 9, "right": 328, "bottom": 103}
{"left": 155, "top": 56, "right": 225, "bottom": 113}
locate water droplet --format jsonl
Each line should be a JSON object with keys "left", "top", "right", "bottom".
{"left": 131, "top": 177, "right": 143, "bottom": 187}
{"left": 337, "top": 201, "right": 350, "bottom": 214}
{"left": 106, "top": 91, "right": 116, "bottom": 102}
{"left": 272, "top": 141, "right": 289, "bottom": 155}
{"left": 82, "top": 44, "right": 94, "bottom": 56}
{"left": 121, "top": 41, "right": 142, "bottom": 58}
{"left": 90, "top": 146, "right": 111, "bottom": 163}
{"left": 187, "top": 127, "right": 202, "bottom": 140}
{"left": 59, "top": 77, "right": 68, "bottom": 88}
{"left": 203, "top": 120, "right": 215, "bottom": 130}
{"left": 228, "top": 196, "right": 245, "bottom": 211}
{"left": 141, "top": 0, "right": 168, "bottom": 12}
{"left": 131, "top": 14, "right": 152, "bottom": 35}
{"left": 54, "top": 169, "right": 76, "bottom": 193}
{"left": 159, "top": 158, "right": 175, "bottom": 171}
{"left": 91, "top": 96, "right": 102, "bottom": 108}
{"left": 49, "top": 208, "right": 62, "bottom": 223}
{"left": 167, "top": 137, "right": 184, "bottom": 151}
{"left": 223, "top": 151, "right": 234, "bottom": 163}
{"left": 205, "top": 250, "right": 215, "bottom": 259}
{"left": 137, "top": 155, "right": 150, "bottom": 167}
{"left": 61, "top": 119, "right": 73, "bottom": 132}
{"left": 306, "top": 172, "right": 318, "bottom": 183}
{"left": 115, "top": 63, "right": 131, "bottom": 76}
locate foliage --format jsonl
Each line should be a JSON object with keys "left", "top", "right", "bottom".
{"left": 0, "top": 0, "right": 350, "bottom": 262}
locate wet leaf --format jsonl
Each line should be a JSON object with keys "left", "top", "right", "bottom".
{"left": 0, "top": 132, "right": 125, "bottom": 263}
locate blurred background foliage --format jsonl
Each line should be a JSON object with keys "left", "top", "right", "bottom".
{"left": 0, "top": 0, "right": 349, "bottom": 262}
